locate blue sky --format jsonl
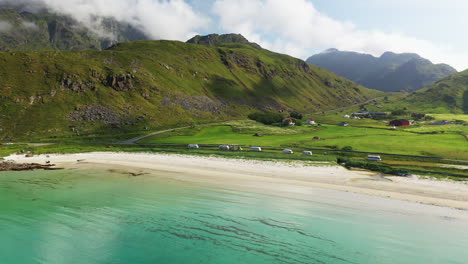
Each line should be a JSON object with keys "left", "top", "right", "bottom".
{"left": 20, "top": 0, "right": 468, "bottom": 70}
{"left": 184, "top": 0, "right": 468, "bottom": 70}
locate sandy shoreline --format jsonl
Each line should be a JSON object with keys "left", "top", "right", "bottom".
{"left": 5, "top": 152, "right": 468, "bottom": 211}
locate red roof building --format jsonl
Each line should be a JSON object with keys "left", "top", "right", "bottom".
{"left": 390, "top": 119, "right": 411, "bottom": 126}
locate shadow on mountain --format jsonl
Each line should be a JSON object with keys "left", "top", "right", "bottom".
{"left": 463, "top": 90, "right": 468, "bottom": 114}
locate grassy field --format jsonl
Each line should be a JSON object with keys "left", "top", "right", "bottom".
{"left": 139, "top": 118, "right": 468, "bottom": 160}
{"left": 429, "top": 114, "right": 468, "bottom": 122}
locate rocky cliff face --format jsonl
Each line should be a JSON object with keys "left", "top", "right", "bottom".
{"left": 0, "top": 6, "right": 150, "bottom": 51}
{"left": 187, "top": 33, "right": 261, "bottom": 49}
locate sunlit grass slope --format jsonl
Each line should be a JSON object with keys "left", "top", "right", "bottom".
{"left": 0, "top": 40, "right": 382, "bottom": 141}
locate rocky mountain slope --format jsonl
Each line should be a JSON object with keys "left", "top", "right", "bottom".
{"left": 0, "top": 38, "right": 381, "bottom": 140}
{"left": 0, "top": 5, "right": 149, "bottom": 51}
{"left": 187, "top": 34, "right": 261, "bottom": 49}
{"left": 307, "top": 49, "right": 457, "bottom": 92}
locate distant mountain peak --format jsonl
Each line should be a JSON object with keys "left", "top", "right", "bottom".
{"left": 187, "top": 33, "right": 261, "bottom": 48}
{"left": 321, "top": 48, "right": 339, "bottom": 53}
{"left": 307, "top": 49, "right": 457, "bottom": 92}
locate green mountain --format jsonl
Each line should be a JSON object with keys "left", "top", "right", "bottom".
{"left": 187, "top": 33, "right": 261, "bottom": 49}
{"left": 397, "top": 70, "right": 468, "bottom": 114}
{"left": 0, "top": 6, "right": 149, "bottom": 51}
{"left": 0, "top": 38, "right": 381, "bottom": 141}
{"left": 307, "top": 49, "right": 457, "bottom": 92}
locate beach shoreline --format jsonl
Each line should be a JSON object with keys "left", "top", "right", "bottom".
{"left": 5, "top": 152, "right": 468, "bottom": 211}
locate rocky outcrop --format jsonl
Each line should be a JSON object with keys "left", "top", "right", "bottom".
{"left": 60, "top": 75, "right": 96, "bottom": 92}
{"left": 106, "top": 74, "right": 134, "bottom": 91}
{"left": 0, "top": 162, "right": 57, "bottom": 171}
{"left": 187, "top": 33, "right": 261, "bottom": 49}
{"left": 69, "top": 105, "right": 122, "bottom": 124}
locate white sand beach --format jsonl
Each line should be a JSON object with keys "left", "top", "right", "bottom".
{"left": 5, "top": 152, "right": 468, "bottom": 211}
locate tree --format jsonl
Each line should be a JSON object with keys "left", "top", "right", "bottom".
{"left": 290, "top": 111, "right": 303, "bottom": 120}
{"left": 248, "top": 111, "right": 284, "bottom": 125}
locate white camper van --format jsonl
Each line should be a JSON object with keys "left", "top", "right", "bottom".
{"left": 219, "top": 145, "right": 230, "bottom": 150}
{"left": 250, "top": 146, "right": 262, "bottom": 152}
{"left": 303, "top": 151, "right": 313, "bottom": 156}
{"left": 283, "top": 149, "right": 294, "bottom": 154}
{"left": 188, "top": 144, "right": 199, "bottom": 149}
{"left": 367, "top": 155, "right": 382, "bottom": 161}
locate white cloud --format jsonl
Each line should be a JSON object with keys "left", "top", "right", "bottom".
{"left": 21, "top": 21, "right": 39, "bottom": 30}
{"left": 212, "top": 0, "right": 468, "bottom": 70}
{"left": 0, "top": 21, "right": 12, "bottom": 32}
{"left": 1, "top": 0, "right": 210, "bottom": 41}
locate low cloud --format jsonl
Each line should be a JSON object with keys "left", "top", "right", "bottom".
{"left": 1, "top": 0, "right": 466, "bottom": 70}
{"left": 21, "top": 21, "right": 39, "bottom": 30}
{"left": 0, "top": 21, "right": 12, "bottom": 32}
{"left": 212, "top": 0, "right": 467, "bottom": 70}
{"left": 0, "top": 0, "right": 210, "bottom": 41}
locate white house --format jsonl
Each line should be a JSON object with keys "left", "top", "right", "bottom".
{"left": 306, "top": 118, "right": 316, "bottom": 125}
{"left": 283, "top": 117, "right": 295, "bottom": 126}
{"left": 339, "top": 122, "right": 350, "bottom": 127}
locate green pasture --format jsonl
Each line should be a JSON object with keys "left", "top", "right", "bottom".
{"left": 139, "top": 120, "right": 468, "bottom": 160}
{"left": 429, "top": 114, "right": 468, "bottom": 122}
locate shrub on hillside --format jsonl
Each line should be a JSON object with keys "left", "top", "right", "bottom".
{"left": 342, "top": 146, "right": 353, "bottom": 151}
{"left": 248, "top": 111, "right": 284, "bottom": 125}
{"left": 391, "top": 109, "right": 408, "bottom": 116}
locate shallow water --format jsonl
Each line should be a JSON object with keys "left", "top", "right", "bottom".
{"left": 1, "top": 167, "right": 468, "bottom": 264}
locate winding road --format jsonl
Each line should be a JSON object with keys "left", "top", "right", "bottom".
{"left": 117, "top": 126, "right": 191, "bottom": 144}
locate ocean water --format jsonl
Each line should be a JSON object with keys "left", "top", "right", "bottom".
{"left": 1, "top": 167, "right": 468, "bottom": 264}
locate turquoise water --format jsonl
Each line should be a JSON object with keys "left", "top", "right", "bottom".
{"left": 1, "top": 167, "right": 468, "bottom": 264}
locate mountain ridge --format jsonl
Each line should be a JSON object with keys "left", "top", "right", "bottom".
{"left": 398, "top": 69, "right": 468, "bottom": 113}
{"left": 0, "top": 39, "right": 382, "bottom": 140}
{"left": 307, "top": 49, "right": 457, "bottom": 92}
{"left": 0, "top": 6, "right": 150, "bottom": 51}
{"left": 187, "top": 33, "right": 262, "bottom": 49}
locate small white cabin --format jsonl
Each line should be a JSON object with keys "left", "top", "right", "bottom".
{"left": 250, "top": 146, "right": 262, "bottom": 152}
{"left": 306, "top": 118, "right": 316, "bottom": 125}
{"left": 303, "top": 151, "right": 313, "bottom": 156}
{"left": 219, "top": 145, "right": 230, "bottom": 150}
{"left": 368, "top": 155, "right": 382, "bottom": 161}
{"left": 188, "top": 144, "right": 199, "bottom": 149}
{"left": 283, "top": 149, "right": 294, "bottom": 154}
